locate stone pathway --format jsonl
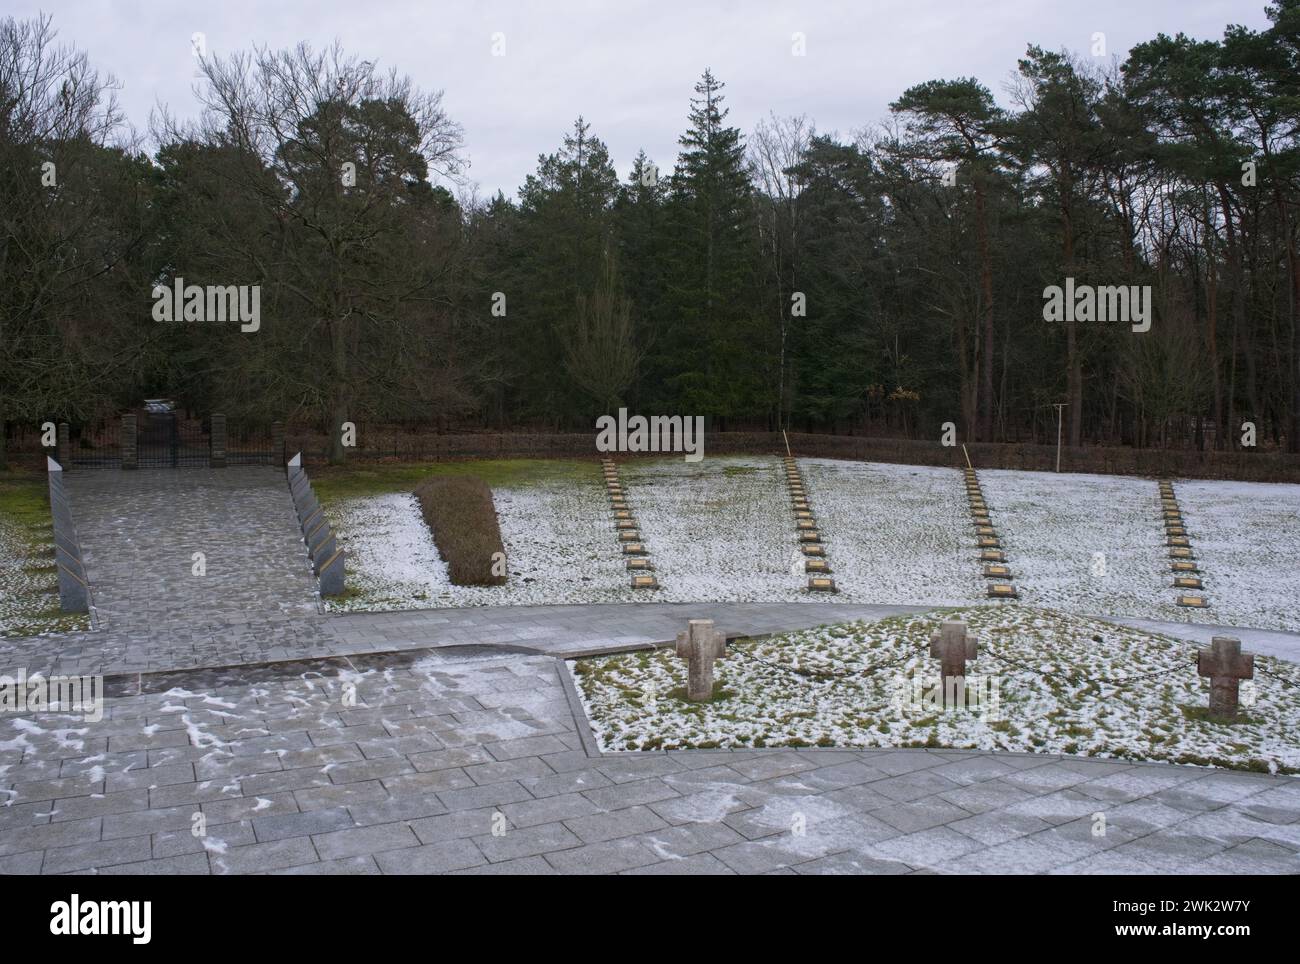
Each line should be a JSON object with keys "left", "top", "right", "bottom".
{"left": 65, "top": 467, "right": 320, "bottom": 632}
{"left": 0, "top": 601, "right": 929, "bottom": 677}
{"left": 1, "top": 649, "right": 1296, "bottom": 875}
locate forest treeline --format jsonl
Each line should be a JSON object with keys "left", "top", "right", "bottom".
{"left": 3, "top": 4, "right": 1299, "bottom": 465}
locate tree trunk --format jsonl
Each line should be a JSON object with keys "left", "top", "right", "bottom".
{"left": 974, "top": 178, "right": 995, "bottom": 442}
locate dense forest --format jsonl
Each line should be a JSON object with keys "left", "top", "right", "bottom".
{"left": 3, "top": 4, "right": 1300, "bottom": 466}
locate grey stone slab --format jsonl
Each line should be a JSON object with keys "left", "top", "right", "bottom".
{"left": 254, "top": 807, "right": 356, "bottom": 842}
{"left": 312, "top": 822, "right": 420, "bottom": 860}
{"left": 542, "top": 838, "right": 659, "bottom": 874}
{"left": 374, "top": 840, "right": 486, "bottom": 874}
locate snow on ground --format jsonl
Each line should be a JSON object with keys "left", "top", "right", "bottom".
{"left": 623, "top": 457, "right": 806, "bottom": 601}
{"left": 978, "top": 469, "right": 1184, "bottom": 623}
{"left": 573, "top": 605, "right": 1300, "bottom": 772}
{"left": 324, "top": 456, "right": 1300, "bottom": 633}
{"left": 324, "top": 477, "right": 636, "bottom": 611}
{"left": 1178, "top": 480, "right": 1300, "bottom": 633}
{"left": 0, "top": 490, "right": 89, "bottom": 637}
{"left": 798, "top": 458, "right": 985, "bottom": 605}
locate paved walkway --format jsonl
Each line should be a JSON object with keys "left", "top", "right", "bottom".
{"left": 1, "top": 649, "right": 1296, "bottom": 875}
{"left": 0, "top": 602, "right": 929, "bottom": 677}
{"left": 65, "top": 467, "right": 319, "bottom": 633}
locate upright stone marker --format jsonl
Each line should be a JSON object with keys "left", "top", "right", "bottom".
{"left": 675, "top": 619, "right": 727, "bottom": 702}
{"left": 1196, "top": 636, "right": 1254, "bottom": 719}
{"left": 929, "top": 620, "right": 978, "bottom": 706}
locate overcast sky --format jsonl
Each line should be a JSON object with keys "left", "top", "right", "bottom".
{"left": 14, "top": 1, "right": 1272, "bottom": 198}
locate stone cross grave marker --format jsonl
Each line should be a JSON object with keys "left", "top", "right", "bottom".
{"left": 675, "top": 619, "right": 727, "bottom": 701}
{"left": 929, "top": 620, "right": 978, "bottom": 706}
{"left": 1197, "top": 636, "right": 1254, "bottom": 719}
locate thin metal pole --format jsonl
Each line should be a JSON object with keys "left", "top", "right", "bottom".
{"left": 1054, "top": 403, "right": 1066, "bottom": 473}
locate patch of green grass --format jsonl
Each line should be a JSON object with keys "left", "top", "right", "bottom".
{"left": 0, "top": 473, "right": 53, "bottom": 526}
{"left": 1179, "top": 703, "right": 1257, "bottom": 726}
{"left": 310, "top": 458, "right": 594, "bottom": 501}
{"left": 666, "top": 682, "right": 735, "bottom": 704}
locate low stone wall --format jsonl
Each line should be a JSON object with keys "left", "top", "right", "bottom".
{"left": 287, "top": 453, "right": 345, "bottom": 596}
{"left": 46, "top": 458, "right": 91, "bottom": 613}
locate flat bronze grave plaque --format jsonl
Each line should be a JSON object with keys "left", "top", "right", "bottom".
{"left": 980, "top": 549, "right": 1005, "bottom": 562}
{"left": 616, "top": 519, "right": 637, "bottom": 530}
{"left": 794, "top": 510, "right": 813, "bottom": 519}
{"left": 614, "top": 510, "right": 632, "bottom": 520}
{"left": 987, "top": 582, "right": 1018, "bottom": 598}
{"left": 805, "top": 559, "right": 831, "bottom": 574}
{"left": 983, "top": 564, "right": 1011, "bottom": 578}
{"left": 1170, "top": 547, "right": 1194, "bottom": 559}
{"left": 802, "top": 544, "right": 825, "bottom": 556}
{"left": 1165, "top": 526, "right": 1186, "bottom": 537}
{"left": 622, "top": 542, "right": 647, "bottom": 555}
{"left": 807, "top": 576, "right": 837, "bottom": 592}
{"left": 978, "top": 536, "right": 1000, "bottom": 548}
{"left": 631, "top": 574, "right": 659, "bottom": 589}
{"left": 796, "top": 519, "right": 817, "bottom": 531}
{"left": 1177, "top": 594, "right": 1209, "bottom": 608}
{"left": 1171, "top": 560, "right": 1198, "bottom": 573}
{"left": 618, "top": 530, "right": 641, "bottom": 542}
{"left": 626, "top": 558, "right": 653, "bottom": 571}
{"left": 1173, "top": 576, "right": 1203, "bottom": 589}
{"left": 976, "top": 525, "right": 997, "bottom": 537}
{"left": 1167, "top": 536, "right": 1190, "bottom": 547}
{"left": 798, "top": 531, "right": 821, "bottom": 543}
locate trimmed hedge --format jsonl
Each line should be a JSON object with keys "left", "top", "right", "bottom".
{"left": 413, "top": 475, "right": 507, "bottom": 586}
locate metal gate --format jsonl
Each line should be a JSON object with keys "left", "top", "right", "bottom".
{"left": 136, "top": 411, "right": 211, "bottom": 468}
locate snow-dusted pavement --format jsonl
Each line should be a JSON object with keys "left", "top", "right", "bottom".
{"left": 2, "top": 647, "right": 1297, "bottom": 875}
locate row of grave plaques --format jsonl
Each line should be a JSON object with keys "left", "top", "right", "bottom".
{"left": 966, "top": 467, "right": 1018, "bottom": 599}
{"left": 1161, "top": 480, "right": 1208, "bottom": 609}
{"left": 287, "top": 453, "right": 345, "bottom": 596}
{"left": 46, "top": 458, "right": 91, "bottom": 613}
{"left": 783, "top": 456, "right": 836, "bottom": 592}
{"left": 602, "top": 459, "right": 658, "bottom": 589}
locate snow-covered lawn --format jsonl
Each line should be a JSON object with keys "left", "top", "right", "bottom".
{"left": 798, "top": 458, "right": 985, "bottom": 605}
{"left": 977, "top": 469, "right": 1182, "bottom": 623}
{"left": 323, "top": 476, "right": 637, "bottom": 611}
{"left": 323, "top": 456, "right": 1300, "bottom": 633}
{"left": 1178, "top": 480, "right": 1300, "bottom": 633}
{"left": 572, "top": 605, "right": 1300, "bottom": 773}
{"left": 622, "top": 457, "right": 806, "bottom": 601}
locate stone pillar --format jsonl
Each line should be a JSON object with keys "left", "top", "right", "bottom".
{"left": 121, "top": 414, "right": 137, "bottom": 470}
{"left": 929, "top": 620, "right": 979, "bottom": 707}
{"left": 57, "top": 422, "right": 71, "bottom": 470}
{"left": 271, "top": 420, "right": 286, "bottom": 467}
{"left": 209, "top": 413, "right": 227, "bottom": 468}
{"left": 675, "top": 619, "right": 727, "bottom": 701}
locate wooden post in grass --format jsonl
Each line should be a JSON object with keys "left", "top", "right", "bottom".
{"left": 929, "top": 620, "right": 978, "bottom": 707}
{"left": 1197, "top": 636, "right": 1254, "bottom": 720}
{"left": 675, "top": 619, "right": 727, "bottom": 701}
